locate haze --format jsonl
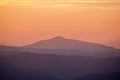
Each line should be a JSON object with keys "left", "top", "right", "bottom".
{"left": 0, "top": 0, "right": 120, "bottom": 48}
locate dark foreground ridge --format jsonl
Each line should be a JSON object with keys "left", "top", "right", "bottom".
{"left": 0, "top": 50, "right": 120, "bottom": 80}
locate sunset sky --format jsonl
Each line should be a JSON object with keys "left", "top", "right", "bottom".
{"left": 0, "top": 0, "right": 120, "bottom": 48}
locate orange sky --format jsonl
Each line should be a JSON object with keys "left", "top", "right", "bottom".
{"left": 0, "top": 0, "right": 120, "bottom": 48}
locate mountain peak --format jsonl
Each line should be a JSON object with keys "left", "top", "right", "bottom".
{"left": 25, "top": 36, "right": 116, "bottom": 52}
{"left": 52, "top": 36, "right": 65, "bottom": 40}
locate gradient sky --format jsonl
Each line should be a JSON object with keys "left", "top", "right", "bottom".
{"left": 0, "top": 0, "right": 120, "bottom": 48}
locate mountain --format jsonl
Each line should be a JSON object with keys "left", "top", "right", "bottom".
{"left": 0, "top": 36, "right": 119, "bottom": 57}
{"left": 25, "top": 36, "right": 116, "bottom": 52}
{"left": 0, "top": 37, "right": 120, "bottom": 80}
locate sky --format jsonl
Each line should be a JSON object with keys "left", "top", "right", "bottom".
{"left": 0, "top": 0, "right": 120, "bottom": 48}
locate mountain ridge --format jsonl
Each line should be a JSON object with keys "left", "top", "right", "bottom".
{"left": 24, "top": 36, "right": 116, "bottom": 52}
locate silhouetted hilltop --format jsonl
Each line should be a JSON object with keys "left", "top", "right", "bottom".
{"left": 0, "top": 38, "right": 120, "bottom": 80}
{"left": 24, "top": 36, "right": 116, "bottom": 52}
{"left": 0, "top": 36, "right": 120, "bottom": 57}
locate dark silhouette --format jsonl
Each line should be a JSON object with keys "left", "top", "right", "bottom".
{"left": 0, "top": 37, "right": 120, "bottom": 80}
{"left": 75, "top": 72, "right": 120, "bottom": 80}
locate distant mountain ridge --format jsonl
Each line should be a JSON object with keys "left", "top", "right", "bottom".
{"left": 0, "top": 36, "right": 119, "bottom": 57}
{"left": 24, "top": 36, "right": 116, "bottom": 52}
